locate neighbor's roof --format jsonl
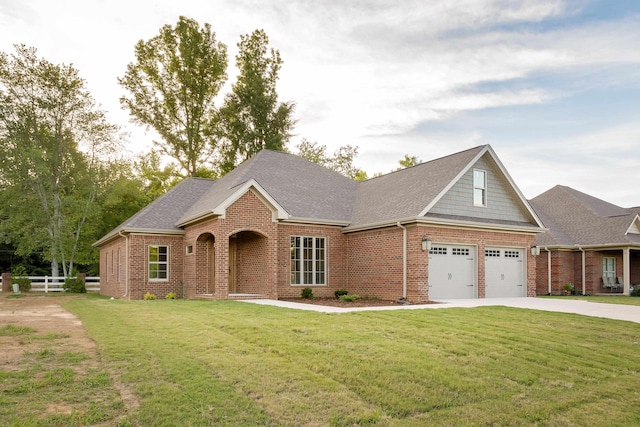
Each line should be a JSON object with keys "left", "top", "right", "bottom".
{"left": 529, "top": 185, "right": 640, "bottom": 248}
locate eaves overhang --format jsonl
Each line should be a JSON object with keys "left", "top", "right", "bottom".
{"left": 342, "top": 216, "right": 546, "bottom": 234}
{"left": 93, "top": 228, "right": 185, "bottom": 247}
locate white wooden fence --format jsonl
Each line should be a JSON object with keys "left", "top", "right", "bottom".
{"left": 2, "top": 276, "right": 100, "bottom": 293}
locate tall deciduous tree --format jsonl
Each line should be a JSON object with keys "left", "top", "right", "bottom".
{"left": 0, "top": 45, "right": 118, "bottom": 277}
{"left": 296, "top": 139, "right": 368, "bottom": 181}
{"left": 218, "top": 29, "right": 295, "bottom": 174}
{"left": 119, "top": 16, "right": 228, "bottom": 177}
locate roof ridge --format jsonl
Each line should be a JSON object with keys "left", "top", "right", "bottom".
{"left": 361, "top": 144, "right": 487, "bottom": 182}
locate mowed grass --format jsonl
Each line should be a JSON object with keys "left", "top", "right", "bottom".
{"left": 543, "top": 295, "right": 640, "bottom": 306}
{"left": 57, "top": 296, "right": 640, "bottom": 426}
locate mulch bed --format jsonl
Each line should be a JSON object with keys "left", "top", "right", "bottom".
{"left": 279, "top": 297, "right": 405, "bottom": 308}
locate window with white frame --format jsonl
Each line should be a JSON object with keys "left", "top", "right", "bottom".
{"left": 149, "top": 245, "right": 168, "bottom": 280}
{"left": 473, "top": 169, "right": 487, "bottom": 207}
{"left": 290, "top": 236, "right": 326, "bottom": 285}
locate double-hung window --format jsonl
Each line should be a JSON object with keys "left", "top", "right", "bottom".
{"left": 473, "top": 169, "right": 487, "bottom": 207}
{"left": 149, "top": 245, "right": 168, "bottom": 280}
{"left": 603, "top": 257, "right": 615, "bottom": 282}
{"left": 290, "top": 236, "right": 326, "bottom": 285}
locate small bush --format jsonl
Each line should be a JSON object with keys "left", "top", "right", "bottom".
{"left": 143, "top": 292, "right": 156, "bottom": 300}
{"left": 334, "top": 289, "right": 349, "bottom": 299}
{"left": 339, "top": 294, "right": 360, "bottom": 302}
{"left": 165, "top": 292, "right": 177, "bottom": 300}
{"left": 630, "top": 287, "right": 640, "bottom": 297}
{"left": 63, "top": 275, "right": 86, "bottom": 293}
{"left": 11, "top": 266, "right": 31, "bottom": 292}
{"left": 301, "top": 287, "right": 314, "bottom": 299}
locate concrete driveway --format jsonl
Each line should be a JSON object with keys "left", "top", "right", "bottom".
{"left": 244, "top": 297, "right": 640, "bottom": 324}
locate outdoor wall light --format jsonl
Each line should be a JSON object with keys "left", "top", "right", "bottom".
{"left": 531, "top": 246, "right": 541, "bottom": 256}
{"left": 421, "top": 237, "right": 432, "bottom": 252}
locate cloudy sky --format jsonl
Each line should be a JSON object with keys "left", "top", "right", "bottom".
{"left": 1, "top": 0, "right": 639, "bottom": 206}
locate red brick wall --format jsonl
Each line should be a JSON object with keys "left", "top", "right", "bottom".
{"left": 99, "top": 237, "right": 127, "bottom": 298}
{"left": 126, "top": 234, "right": 184, "bottom": 300}
{"left": 346, "top": 227, "right": 404, "bottom": 301}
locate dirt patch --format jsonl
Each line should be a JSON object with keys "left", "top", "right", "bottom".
{"left": 0, "top": 293, "right": 139, "bottom": 418}
{"left": 0, "top": 294, "right": 96, "bottom": 371}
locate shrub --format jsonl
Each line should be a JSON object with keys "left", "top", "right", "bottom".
{"left": 630, "top": 287, "right": 640, "bottom": 297}
{"left": 301, "top": 287, "right": 314, "bottom": 299}
{"left": 334, "top": 289, "right": 348, "bottom": 299}
{"left": 339, "top": 294, "right": 360, "bottom": 302}
{"left": 63, "top": 275, "right": 86, "bottom": 293}
{"left": 12, "top": 266, "right": 31, "bottom": 292}
{"left": 165, "top": 292, "right": 177, "bottom": 300}
{"left": 143, "top": 292, "right": 156, "bottom": 300}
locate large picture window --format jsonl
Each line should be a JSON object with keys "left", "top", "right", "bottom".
{"left": 149, "top": 245, "right": 168, "bottom": 280}
{"left": 473, "top": 169, "right": 487, "bottom": 207}
{"left": 290, "top": 236, "right": 326, "bottom": 285}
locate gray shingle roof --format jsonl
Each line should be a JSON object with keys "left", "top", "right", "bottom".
{"left": 178, "top": 150, "right": 358, "bottom": 225}
{"left": 530, "top": 185, "right": 640, "bottom": 247}
{"left": 349, "top": 146, "right": 485, "bottom": 227}
{"left": 94, "top": 178, "right": 215, "bottom": 245}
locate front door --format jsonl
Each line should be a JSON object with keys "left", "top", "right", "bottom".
{"left": 228, "top": 238, "right": 237, "bottom": 293}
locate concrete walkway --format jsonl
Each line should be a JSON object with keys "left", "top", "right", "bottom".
{"left": 243, "top": 297, "right": 640, "bottom": 324}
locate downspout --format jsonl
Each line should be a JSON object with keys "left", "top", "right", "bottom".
{"left": 118, "top": 231, "right": 129, "bottom": 298}
{"left": 396, "top": 222, "right": 407, "bottom": 299}
{"left": 545, "top": 247, "right": 551, "bottom": 295}
{"left": 577, "top": 246, "right": 585, "bottom": 295}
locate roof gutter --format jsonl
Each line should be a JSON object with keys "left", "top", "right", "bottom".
{"left": 396, "top": 222, "right": 408, "bottom": 299}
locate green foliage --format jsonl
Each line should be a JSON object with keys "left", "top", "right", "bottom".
{"left": 165, "top": 292, "right": 177, "bottom": 300}
{"left": 396, "top": 154, "right": 421, "bottom": 170}
{"left": 0, "top": 324, "right": 37, "bottom": 336}
{"left": 143, "top": 292, "right": 156, "bottom": 300}
{"left": 64, "top": 275, "right": 86, "bottom": 293}
{"left": 630, "top": 287, "right": 640, "bottom": 297}
{"left": 334, "top": 289, "right": 349, "bottom": 299}
{"left": 218, "top": 29, "right": 294, "bottom": 174}
{"left": 296, "top": 139, "right": 367, "bottom": 180}
{"left": 0, "top": 44, "right": 119, "bottom": 277}
{"left": 339, "top": 294, "right": 360, "bottom": 302}
{"left": 300, "top": 287, "right": 314, "bottom": 299}
{"left": 119, "top": 16, "right": 228, "bottom": 177}
{"left": 11, "top": 265, "right": 31, "bottom": 292}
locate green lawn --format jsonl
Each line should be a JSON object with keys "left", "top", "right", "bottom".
{"left": 543, "top": 295, "right": 640, "bottom": 306}
{"left": 4, "top": 295, "right": 640, "bottom": 426}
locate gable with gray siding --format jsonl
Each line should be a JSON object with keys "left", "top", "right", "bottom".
{"left": 429, "top": 154, "right": 532, "bottom": 224}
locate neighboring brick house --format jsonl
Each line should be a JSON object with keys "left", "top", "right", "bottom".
{"left": 94, "top": 145, "right": 545, "bottom": 302}
{"left": 529, "top": 186, "right": 640, "bottom": 295}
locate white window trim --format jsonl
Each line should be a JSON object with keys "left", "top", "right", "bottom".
{"left": 290, "top": 236, "right": 327, "bottom": 286}
{"left": 148, "top": 245, "right": 169, "bottom": 282}
{"left": 473, "top": 168, "right": 487, "bottom": 207}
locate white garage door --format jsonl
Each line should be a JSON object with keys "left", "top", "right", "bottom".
{"left": 485, "top": 248, "right": 525, "bottom": 298}
{"left": 428, "top": 245, "right": 476, "bottom": 299}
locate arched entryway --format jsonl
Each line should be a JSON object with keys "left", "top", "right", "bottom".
{"left": 229, "top": 230, "right": 273, "bottom": 297}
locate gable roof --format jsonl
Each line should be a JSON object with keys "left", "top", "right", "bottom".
{"left": 93, "top": 177, "right": 215, "bottom": 246}
{"left": 529, "top": 185, "right": 640, "bottom": 248}
{"left": 348, "top": 145, "right": 543, "bottom": 231}
{"left": 177, "top": 150, "right": 357, "bottom": 226}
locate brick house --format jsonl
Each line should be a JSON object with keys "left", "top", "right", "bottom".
{"left": 95, "top": 145, "right": 545, "bottom": 302}
{"left": 530, "top": 186, "right": 640, "bottom": 295}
